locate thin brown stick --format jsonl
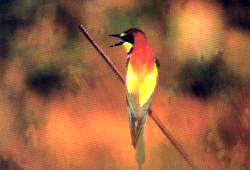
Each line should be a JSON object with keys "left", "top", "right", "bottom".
{"left": 149, "top": 110, "right": 196, "bottom": 170}
{"left": 78, "top": 24, "right": 196, "bottom": 170}
{"left": 78, "top": 25, "right": 124, "bottom": 83}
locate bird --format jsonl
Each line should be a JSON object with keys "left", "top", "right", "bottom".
{"left": 109, "top": 28, "right": 159, "bottom": 168}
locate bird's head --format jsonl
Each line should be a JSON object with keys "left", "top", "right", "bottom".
{"left": 109, "top": 28, "right": 144, "bottom": 54}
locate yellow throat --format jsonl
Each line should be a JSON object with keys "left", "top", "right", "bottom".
{"left": 122, "top": 42, "right": 133, "bottom": 53}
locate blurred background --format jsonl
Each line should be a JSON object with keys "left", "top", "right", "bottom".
{"left": 0, "top": 0, "right": 250, "bottom": 169}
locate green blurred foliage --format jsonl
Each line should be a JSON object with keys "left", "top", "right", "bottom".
{"left": 107, "top": 0, "right": 168, "bottom": 32}
{"left": 0, "top": 0, "right": 41, "bottom": 58}
{"left": 107, "top": 9, "right": 138, "bottom": 31}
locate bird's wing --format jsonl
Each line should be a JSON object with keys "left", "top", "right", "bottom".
{"left": 138, "top": 64, "right": 158, "bottom": 107}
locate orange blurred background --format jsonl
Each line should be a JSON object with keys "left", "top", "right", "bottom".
{"left": 0, "top": 0, "right": 250, "bottom": 169}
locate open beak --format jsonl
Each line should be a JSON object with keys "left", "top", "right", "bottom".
{"left": 109, "top": 34, "right": 121, "bottom": 38}
{"left": 109, "top": 34, "right": 124, "bottom": 47}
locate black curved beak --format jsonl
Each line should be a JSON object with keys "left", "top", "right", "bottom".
{"left": 109, "top": 34, "right": 124, "bottom": 47}
{"left": 109, "top": 41, "right": 124, "bottom": 47}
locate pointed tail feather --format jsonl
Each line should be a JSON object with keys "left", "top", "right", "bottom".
{"left": 129, "top": 113, "right": 146, "bottom": 148}
{"left": 133, "top": 118, "right": 145, "bottom": 147}
{"left": 136, "top": 127, "right": 145, "bottom": 169}
{"left": 132, "top": 118, "right": 146, "bottom": 169}
{"left": 128, "top": 105, "right": 136, "bottom": 147}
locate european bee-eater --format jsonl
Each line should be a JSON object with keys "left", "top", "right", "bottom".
{"left": 110, "top": 28, "right": 159, "bottom": 168}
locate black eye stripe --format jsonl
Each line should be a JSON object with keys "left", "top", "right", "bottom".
{"left": 121, "top": 34, "right": 134, "bottom": 44}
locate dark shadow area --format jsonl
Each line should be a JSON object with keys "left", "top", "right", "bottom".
{"left": 203, "top": 85, "right": 250, "bottom": 169}
{"left": 55, "top": 5, "right": 80, "bottom": 42}
{"left": 26, "top": 66, "right": 65, "bottom": 97}
{"left": 0, "top": 156, "right": 23, "bottom": 170}
{"left": 217, "top": 117, "right": 242, "bottom": 150}
{"left": 177, "top": 54, "right": 240, "bottom": 100}
{"left": 218, "top": 0, "right": 250, "bottom": 31}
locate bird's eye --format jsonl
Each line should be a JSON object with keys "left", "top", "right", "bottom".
{"left": 121, "top": 34, "right": 134, "bottom": 44}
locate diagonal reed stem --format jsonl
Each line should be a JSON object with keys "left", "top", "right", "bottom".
{"left": 78, "top": 24, "right": 196, "bottom": 170}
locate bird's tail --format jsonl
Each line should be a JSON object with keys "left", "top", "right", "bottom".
{"left": 128, "top": 111, "right": 146, "bottom": 169}
{"left": 135, "top": 127, "right": 145, "bottom": 170}
{"left": 127, "top": 99, "right": 147, "bottom": 169}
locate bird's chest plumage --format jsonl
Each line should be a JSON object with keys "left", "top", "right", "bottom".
{"left": 130, "top": 44, "right": 153, "bottom": 74}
